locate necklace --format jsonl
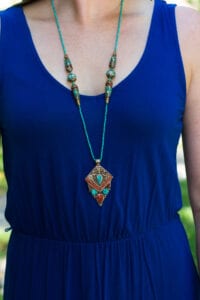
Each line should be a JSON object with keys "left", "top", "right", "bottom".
{"left": 51, "top": 0, "right": 125, "bottom": 206}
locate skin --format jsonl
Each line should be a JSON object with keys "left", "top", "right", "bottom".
{"left": 177, "top": 7, "right": 200, "bottom": 273}
{"left": 22, "top": 0, "right": 156, "bottom": 95}
{"left": 2, "top": 0, "right": 200, "bottom": 272}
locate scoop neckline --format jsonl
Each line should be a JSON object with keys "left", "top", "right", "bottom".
{"left": 19, "top": 0, "right": 158, "bottom": 99}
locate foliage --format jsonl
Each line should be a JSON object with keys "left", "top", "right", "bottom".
{"left": 188, "top": 0, "right": 200, "bottom": 9}
{"left": 179, "top": 180, "right": 197, "bottom": 267}
{"left": 0, "top": 137, "right": 7, "bottom": 196}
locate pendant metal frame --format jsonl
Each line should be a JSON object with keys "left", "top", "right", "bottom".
{"left": 85, "top": 163, "right": 113, "bottom": 206}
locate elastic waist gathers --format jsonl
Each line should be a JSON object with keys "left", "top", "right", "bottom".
{"left": 7, "top": 215, "right": 183, "bottom": 247}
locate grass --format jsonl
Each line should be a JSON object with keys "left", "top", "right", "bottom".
{"left": 0, "top": 137, "right": 7, "bottom": 196}
{"left": 0, "top": 230, "right": 10, "bottom": 258}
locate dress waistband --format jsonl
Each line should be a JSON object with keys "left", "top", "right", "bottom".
{"left": 6, "top": 215, "right": 184, "bottom": 246}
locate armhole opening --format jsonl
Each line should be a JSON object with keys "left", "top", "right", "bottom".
{"left": 172, "top": 5, "right": 187, "bottom": 107}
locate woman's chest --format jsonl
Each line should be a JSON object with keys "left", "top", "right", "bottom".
{"left": 22, "top": 9, "right": 154, "bottom": 96}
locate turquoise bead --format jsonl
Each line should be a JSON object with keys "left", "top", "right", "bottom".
{"left": 91, "top": 189, "right": 98, "bottom": 196}
{"left": 65, "top": 60, "right": 71, "bottom": 66}
{"left": 102, "top": 188, "right": 109, "bottom": 195}
{"left": 96, "top": 174, "right": 103, "bottom": 185}
{"left": 68, "top": 73, "right": 77, "bottom": 82}
{"left": 106, "top": 69, "right": 116, "bottom": 79}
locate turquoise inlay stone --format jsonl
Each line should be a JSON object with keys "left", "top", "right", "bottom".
{"left": 102, "top": 188, "right": 109, "bottom": 195}
{"left": 91, "top": 189, "right": 98, "bottom": 196}
{"left": 96, "top": 174, "right": 103, "bottom": 185}
{"left": 68, "top": 73, "right": 77, "bottom": 82}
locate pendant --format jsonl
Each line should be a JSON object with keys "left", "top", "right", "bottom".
{"left": 85, "top": 160, "right": 113, "bottom": 206}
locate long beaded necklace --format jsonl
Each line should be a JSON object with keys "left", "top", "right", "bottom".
{"left": 51, "top": 0, "right": 125, "bottom": 206}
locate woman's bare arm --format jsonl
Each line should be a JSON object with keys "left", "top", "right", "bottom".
{"left": 177, "top": 6, "right": 200, "bottom": 272}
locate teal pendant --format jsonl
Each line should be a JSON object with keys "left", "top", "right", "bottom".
{"left": 85, "top": 162, "right": 113, "bottom": 206}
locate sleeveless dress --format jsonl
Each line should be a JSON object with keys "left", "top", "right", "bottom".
{"left": 0, "top": 0, "right": 200, "bottom": 299}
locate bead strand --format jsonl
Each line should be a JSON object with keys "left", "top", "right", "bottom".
{"left": 51, "top": 0, "right": 125, "bottom": 164}
{"left": 105, "top": 51, "right": 117, "bottom": 104}
{"left": 64, "top": 54, "right": 80, "bottom": 106}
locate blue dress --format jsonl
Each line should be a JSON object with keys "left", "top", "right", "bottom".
{"left": 0, "top": 0, "right": 200, "bottom": 299}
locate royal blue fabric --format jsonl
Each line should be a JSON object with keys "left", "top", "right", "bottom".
{"left": 0, "top": 0, "right": 200, "bottom": 299}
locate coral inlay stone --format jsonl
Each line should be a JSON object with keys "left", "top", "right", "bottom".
{"left": 96, "top": 193, "right": 104, "bottom": 204}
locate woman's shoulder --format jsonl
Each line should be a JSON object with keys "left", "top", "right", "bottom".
{"left": 175, "top": 4, "right": 200, "bottom": 33}
{"left": 175, "top": 5, "right": 200, "bottom": 89}
{"left": 175, "top": 5, "right": 200, "bottom": 56}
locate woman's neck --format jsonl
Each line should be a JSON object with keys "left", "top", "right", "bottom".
{"left": 56, "top": 0, "right": 123, "bottom": 23}
{"left": 24, "top": 0, "right": 153, "bottom": 28}
{"left": 34, "top": 0, "right": 147, "bottom": 25}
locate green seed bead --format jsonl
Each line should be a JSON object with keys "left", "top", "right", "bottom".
{"left": 106, "top": 69, "right": 116, "bottom": 79}
{"left": 68, "top": 73, "right": 77, "bottom": 82}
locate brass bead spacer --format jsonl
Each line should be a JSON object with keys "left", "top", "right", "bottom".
{"left": 71, "top": 83, "right": 80, "bottom": 106}
{"left": 64, "top": 54, "right": 73, "bottom": 73}
{"left": 105, "top": 79, "right": 113, "bottom": 87}
{"left": 105, "top": 97, "right": 110, "bottom": 104}
{"left": 76, "top": 99, "right": 81, "bottom": 106}
{"left": 109, "top": 52, "right": 117, "bottom": 69}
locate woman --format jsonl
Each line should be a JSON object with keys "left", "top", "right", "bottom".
{"left": 0, "top": 0, "right": 200, "bottom": 298}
